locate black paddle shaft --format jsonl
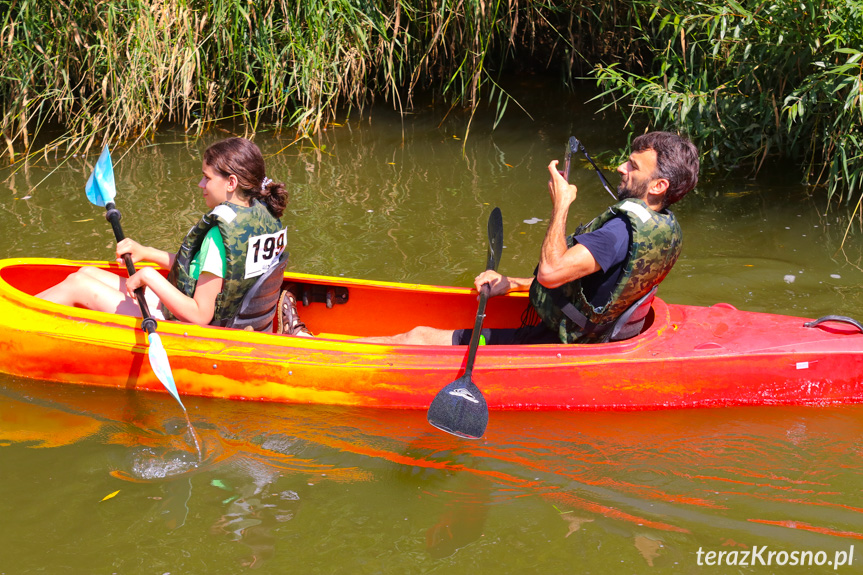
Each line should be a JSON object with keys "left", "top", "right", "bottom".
{"left": 462, "top": 285, "right": 490, "bottom": 379}
{"left": 463, "top": 206, "right": 503, "bottom": 375}
{"left": 104, "top": 202, "right": 157, "bottom": 335}
{"left": 570, "top": 137, "right": 617, "bottom": 200}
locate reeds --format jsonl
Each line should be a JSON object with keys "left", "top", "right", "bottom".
{"left": 0, "top": 0, "right": 575, "bottom": 161}
{"left": 592, "top": 0, "right": 863, "bottom": 210}
{"left": 3, "top": 0, "right": 862, "bottom": 214}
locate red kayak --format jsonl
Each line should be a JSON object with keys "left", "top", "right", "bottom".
{"left": 1, "top": 257, "right": 862, "bottom": 410}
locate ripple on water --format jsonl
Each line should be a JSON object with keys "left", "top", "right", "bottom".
{"left": 129, "top": 447, "right": 200, "bottom": 480}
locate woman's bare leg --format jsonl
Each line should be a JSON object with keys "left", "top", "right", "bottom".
{"left": 37, "top": 266, "right": 143, "bottom": 317}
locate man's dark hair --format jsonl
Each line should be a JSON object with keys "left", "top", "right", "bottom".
{"left": 631, "top": 132, "right": 699, "bottom": 207}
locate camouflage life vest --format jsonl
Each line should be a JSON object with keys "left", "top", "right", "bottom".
{"left": 162, "top": 200, "right": 285, "bottom": 325}
{"left": 529, "top": 198, "right": 682, "bottom": 343}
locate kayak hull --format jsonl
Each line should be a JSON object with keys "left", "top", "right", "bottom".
{"left": 2, "top": 258, "right": 862, "bottom": 410}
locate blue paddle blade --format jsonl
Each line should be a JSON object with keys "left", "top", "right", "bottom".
{"left": 147, "top": 332, "right": 185, "bottom": 410}
{"left": 85, "top": 145, "right": 117, "bottom": 207}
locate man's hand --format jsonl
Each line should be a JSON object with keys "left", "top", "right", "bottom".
{"left": 548, "top": 160, "right": 578, "bottom": 210}
{"left": 474, "top": 270, "right": 509, "bottom": 297}
{"left": 474, "top": 271, "right": 534, "bottom": 298}
{"left": 537, "top": 158, "right": 600, "bottom": 289}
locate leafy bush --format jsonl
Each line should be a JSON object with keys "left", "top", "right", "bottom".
{"left": 593, "top": 0, "right": 863, "bottom": 206}
{"left": 2, "top": 0, "right": 861, "bottom": 213}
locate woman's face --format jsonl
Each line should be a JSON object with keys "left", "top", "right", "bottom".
{"left": 198, "top": 161, "right": 236, "bottom": 209}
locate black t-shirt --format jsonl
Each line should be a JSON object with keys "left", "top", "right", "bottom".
{"left": 573, "top": 217, "right": 631, "bottom": 307}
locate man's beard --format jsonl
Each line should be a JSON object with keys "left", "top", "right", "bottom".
{"left": 616, "top": 177, "right": 649, "bottom": 201}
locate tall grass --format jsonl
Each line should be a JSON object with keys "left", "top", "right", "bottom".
{"left": 0, "top": 0, "right": 569, "bottom": 160}
{"left": 592, "top": 0, "right": 863, "bottom": 212}
{"left": 3, "top": 0, "right": 862, "bottom": 218}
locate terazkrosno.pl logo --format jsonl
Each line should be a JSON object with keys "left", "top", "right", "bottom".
{"left": 696, "top": 545, "right": 854, "bottom": 569}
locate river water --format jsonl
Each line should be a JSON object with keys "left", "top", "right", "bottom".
{"left": 2, "top": 81, "right": 863, "bottom": 573}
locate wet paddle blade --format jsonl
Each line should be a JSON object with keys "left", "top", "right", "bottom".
{"left": 427, "top": 375, "right": 489, "bottom": 439}
{"left": 85, "top": 145, "right": 117, "bottom": 207}
{"left": 147, "top": 332, "right": 185, "bottom": 410}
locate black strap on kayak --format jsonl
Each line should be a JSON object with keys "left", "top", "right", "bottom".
{"left": 552, "top": 290, "right": 606, "bottom": 335}
{"left": 554, "top": 285, "right": 658, "bottom": 343}
{"left": 218, "top": 251, "right": 289, "bottom": 331}
{"left": 804, "top": 315, "right": 863, "bottom": 334}
{"left": 534, "top": 248, "right": 658, "bottom": 342}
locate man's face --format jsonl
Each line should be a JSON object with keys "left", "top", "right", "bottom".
{"left": 616, "top": 149, "right": 659, "bottom": 201}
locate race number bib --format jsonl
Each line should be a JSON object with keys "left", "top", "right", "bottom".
{"left": 244, "top": 228, "right": 287, "bottom": 279}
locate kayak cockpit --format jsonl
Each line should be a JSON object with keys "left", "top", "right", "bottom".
{"left": 0, "top": 259, "right": 665, "bottom": 344}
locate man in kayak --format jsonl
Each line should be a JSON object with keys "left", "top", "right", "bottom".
{"left": 362, "top": 131, "right": 699, "bottom": 345}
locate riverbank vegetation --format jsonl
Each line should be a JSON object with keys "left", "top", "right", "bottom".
{"left": 592, "top": 1, "right": 863, "bottom": 209}
{"left": 2, "top": 0, "right": 861, "bottom": 211}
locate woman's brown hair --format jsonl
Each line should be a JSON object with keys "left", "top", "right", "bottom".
{"left": 203, "top": 137, "right": 288, "bottom": 218}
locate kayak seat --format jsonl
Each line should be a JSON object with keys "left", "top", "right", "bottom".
{"left": 221, "top": 251, "right": 288, "bottom": 332}
{"left": 607, "top": 285, "right": 658, "bottom": 342}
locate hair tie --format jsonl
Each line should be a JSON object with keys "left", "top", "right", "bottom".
{"left": 261, "top": 177, "right": 273, "bottom": 191}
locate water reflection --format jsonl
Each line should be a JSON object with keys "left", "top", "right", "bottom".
{"left": 2, "top": 378, "right": 862, "bottom": 572}
{"left": 5, "top": 115, "right": 863, "bottom": 324}
{"left": 3, "top": 79, "right": 863, "bottom": 572}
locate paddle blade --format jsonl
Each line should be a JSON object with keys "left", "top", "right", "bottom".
{"left": 147, "top": 332, "right": 185, "bottom": 410}
{"left": 85, "top": 145, "right": 117, "bottom": 207}
{"left": 427, "top": 375, "right": 489, "bottom": 439}
{"left": 486, "top": 207, "right": 503, "bottom": 272}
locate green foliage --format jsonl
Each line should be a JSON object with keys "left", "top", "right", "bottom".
{"left": 3, "top": 0, "right": 861, "bottom": 212}
{"left": 592, "top": 0, "right": 863, "bottom": 207}
{"left": 0, "top": 0, "right": 580, "bottom": 161}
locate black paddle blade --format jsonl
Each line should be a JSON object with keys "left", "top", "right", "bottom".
{"left": 486, "top": 207, "right": 503, "bottom": 272}
{"left": 427, "top": 375, "right": 489, "bottom": 439}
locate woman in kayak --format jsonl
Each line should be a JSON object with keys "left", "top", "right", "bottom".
{"left": 38, "top": 137, "right": 289, "bottom": 327}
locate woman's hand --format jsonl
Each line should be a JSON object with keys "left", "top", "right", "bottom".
{"left": 124, "top": 267, "right": 156, "bottom": 298}
{"left": 116, "top": 238, "right": 147, "bottom": 265}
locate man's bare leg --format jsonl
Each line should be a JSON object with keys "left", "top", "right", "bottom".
{"left": 358, "top": 326, "right": 455, "bottom": 345}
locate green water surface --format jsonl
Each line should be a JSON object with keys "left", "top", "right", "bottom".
{"left": 2, "top": 82, "right": 863, "bottom": 574}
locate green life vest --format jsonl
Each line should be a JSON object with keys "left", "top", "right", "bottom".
{"left": 162, "top": 200, "right": 285, "bottom": 325}
{"left": 529, "top": 198, "right": 682, "bottom": 343}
